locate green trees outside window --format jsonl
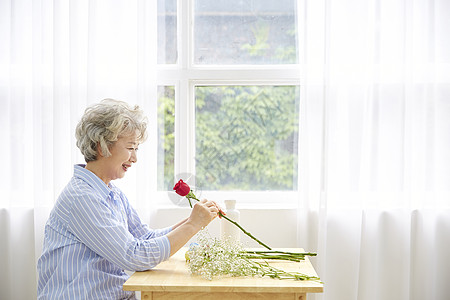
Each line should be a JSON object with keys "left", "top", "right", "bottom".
{"left": 157, "top": 85, "right": 299, "bottom": 191}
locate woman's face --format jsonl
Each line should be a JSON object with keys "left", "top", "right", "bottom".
{"left": 101, "top": 132, "right": 139, "bottom": 183}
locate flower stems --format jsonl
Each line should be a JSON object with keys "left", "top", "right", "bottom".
{"left": 219, "top": 213, "right": 272, "bottom": 250}
{"left": 186, "top": 193, "right": 272, "bottom": 250}
{"left": 248, "top": 250, "right": 317, "bottom": 256}
{"left": 242, "top": 250, "right": 316, "bottom": 262}
{"left": 246, "top": 260, "right": 321, "bottom": 281}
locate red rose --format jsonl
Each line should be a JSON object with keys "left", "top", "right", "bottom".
{"left": 173, "top": 179, "right": 191, "bottom": 197}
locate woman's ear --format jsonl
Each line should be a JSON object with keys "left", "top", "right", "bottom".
{"left": 97, "top": 142, "right": 105, "bottom": 157}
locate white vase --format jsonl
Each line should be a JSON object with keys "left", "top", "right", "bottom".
{"left": 220, "top": 199, "right": 241, "bottom": 243}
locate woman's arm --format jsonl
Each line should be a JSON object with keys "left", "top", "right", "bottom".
{"left": 69, "top": 193, "right": 171, "bottom": 271}
{"left": 170, "top": 217, "right": 189, "bottom": 231}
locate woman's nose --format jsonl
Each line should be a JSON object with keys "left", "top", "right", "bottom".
{"left": 130, "top": 151, "right": 137, "bottom": 163}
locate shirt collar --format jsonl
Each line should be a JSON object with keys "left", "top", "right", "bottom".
{"left": 74, "top": 164, "right": 113, "bottom": 200}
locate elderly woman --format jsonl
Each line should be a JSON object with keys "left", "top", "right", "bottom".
{"left": 37, "top": 99, "right": 222, "bottom": 299}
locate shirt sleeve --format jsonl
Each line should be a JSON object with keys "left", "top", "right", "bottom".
{"left": 124, "top": 201, "right": 172, "bottom": 239}
{"left": 68, "top": 191, "right": 171, "bottom": 272}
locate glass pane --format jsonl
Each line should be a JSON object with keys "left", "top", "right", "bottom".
{"left": 195, "top": 86, "right": 299, "bottom": 191}
{"left": 158, "top": 0, "right": 177, "bottom": 64}
{"left": 194, "top": 0, "right": 298, "bottom": 65}
{"left": 157, "top": 86, "right": 175, "bottom": 190}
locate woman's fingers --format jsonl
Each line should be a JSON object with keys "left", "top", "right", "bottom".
{"left": 192, "top": 199, "right": 225, "bottom": 226}
{"left": 210, "top": 202, "right": 226, "bottom": 218}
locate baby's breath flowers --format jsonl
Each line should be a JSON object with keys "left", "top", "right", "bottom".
{"left": 186, "top": 229, "right": 321, "bottom": 282}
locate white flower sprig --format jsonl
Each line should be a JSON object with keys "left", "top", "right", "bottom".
{"left": 186, "top": 229, "right": 321, "bottom": 282}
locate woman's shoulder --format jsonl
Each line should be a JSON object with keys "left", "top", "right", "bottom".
{"left": 47, "top": 179, "right": 95, "bottom": 226}
{"left": 55, "top": 176, "right": 106, "bottom": 209}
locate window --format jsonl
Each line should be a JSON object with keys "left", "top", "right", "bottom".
{"left": 157, "top": 0, "right": 300, "bottom": 206}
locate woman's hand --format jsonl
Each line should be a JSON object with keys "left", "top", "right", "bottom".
{"left": 189, "top": 199, "right": 220, "bottom": 229}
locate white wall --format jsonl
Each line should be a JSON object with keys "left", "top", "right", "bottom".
{"left": 149, "top": 208, "right": 299, "bottom": 248}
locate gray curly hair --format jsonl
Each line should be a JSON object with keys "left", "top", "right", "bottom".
{"left": 75, "top": 99, "right": 148, "bottom": 162}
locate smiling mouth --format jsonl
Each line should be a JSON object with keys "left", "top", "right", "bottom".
{"left": 122, "top": 164, "right": 131, "bottom": 171}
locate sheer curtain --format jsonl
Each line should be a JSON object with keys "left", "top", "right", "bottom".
{"left": 0, "top": 1, "right": 158, "bottom": 299}
{"left": 297, "top": 0, "right": 450, "bottom": 299}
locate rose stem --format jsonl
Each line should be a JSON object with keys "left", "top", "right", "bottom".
{"left": 186, "top": 194, "right": 272, "bottom": 250}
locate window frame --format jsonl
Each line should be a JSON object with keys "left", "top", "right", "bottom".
{"left": 156, "top": 0, "right": 303, "bottom": 207}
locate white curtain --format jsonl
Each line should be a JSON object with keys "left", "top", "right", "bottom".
{"left": 297, "top": 0, "right": 450, "bottom": 300}
{"left": 0, "top": 1, "right": 158, "bottom": 299}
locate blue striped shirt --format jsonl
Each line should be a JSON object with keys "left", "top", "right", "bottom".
{"left": 37, "top": 164, "right": 171, "bottom": 299}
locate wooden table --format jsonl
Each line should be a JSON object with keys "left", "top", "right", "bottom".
{"left": 123, "top": 248, "right": 323, "bottom": 300}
